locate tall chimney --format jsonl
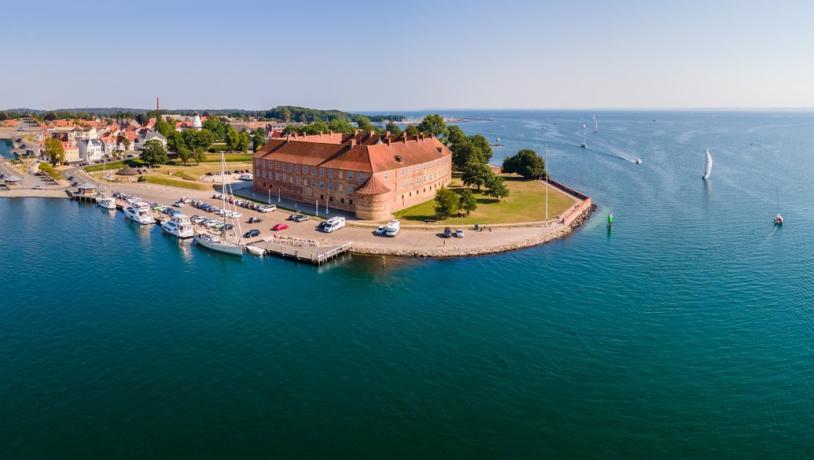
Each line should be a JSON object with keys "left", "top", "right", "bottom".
{"left": 156, "top": 97, "right": 160, "bottom": 113}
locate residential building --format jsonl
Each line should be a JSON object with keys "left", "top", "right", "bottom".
{"left": 78, "top": 139, "right": 104, "bottom": 162}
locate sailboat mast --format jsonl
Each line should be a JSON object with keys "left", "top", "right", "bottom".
{"left": 545, "top": 144, "right": 549, "bottom": 221}
{"left": 221, "top": 151, "right": 227, "bottom": 228}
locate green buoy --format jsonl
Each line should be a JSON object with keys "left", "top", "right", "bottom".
{"left": 607, "top": 214, "right": 614, "bottom": 227}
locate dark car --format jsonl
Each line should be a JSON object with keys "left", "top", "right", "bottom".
{"left": 248, "top": 216, "right": 262, "bottom": 224}
{"left": 243, "top": 229, "right": 260, "bottom": 238}
{"left": 289, "top": 214, "right": 309, "bottom": 222}
{"left": 442, "top": 227, "right": 452, "bottom": 238}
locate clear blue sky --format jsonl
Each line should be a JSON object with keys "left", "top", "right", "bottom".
{"left": 2, "top": 0, "right": 812, "bottom": 111}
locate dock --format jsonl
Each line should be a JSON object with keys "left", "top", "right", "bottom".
{"left": 247, "top": 238, "right": 352, "bottom": 265}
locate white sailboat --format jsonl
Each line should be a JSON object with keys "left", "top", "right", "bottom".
{"left": 580, "top": 124, "right": 587, "bottom": 149}
{"left": 593, "top": 114, "right": 598, "bottom": 134}
{"left": 774, "top": 187, "right": 784, "bottom": 226}
{"left": 702, "top": 148, "right": 713, "bottom": 180}
{"left": 96, "top": 156, "right": 117, "bottom": 210}
{"left": 194, "top": 151, "right": 243, "bottom": 256}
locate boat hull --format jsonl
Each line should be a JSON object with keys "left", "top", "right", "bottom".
{"left": 97, "top": 198, "right": 117, "bottom": 210}
{"left": 194, "top": 234, "right": 243, "bottom": 256}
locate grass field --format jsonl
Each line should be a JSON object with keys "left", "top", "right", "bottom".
{"left": 162, "top": 162, "right": 253, "bottom": 177}
{"left": 38, "top": 163, "right": 63, "bottom": 180}
{"left": 201, "top": 153, "right": 253, "bottom": 162}
{"left": 394, "top": 176, "right": 575, "bottom": 224}
{"left": 143, "top": 175, "right": 211, "bottom": 190}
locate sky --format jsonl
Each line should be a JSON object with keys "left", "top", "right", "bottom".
{"left": 2, "top": 0, "right": 813, "bottom": 111}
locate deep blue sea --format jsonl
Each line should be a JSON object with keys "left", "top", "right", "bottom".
{"left": 2, "top": 111, "right": 814, "bottom": 458}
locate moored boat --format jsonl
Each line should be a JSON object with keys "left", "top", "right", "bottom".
{"left": 97, "top": 196, "right": 117, "bottom": 210}
{"left": 124, "top": 202, "right": 156, "bottom": 225}
{"left": 193, "top": 232, "right": 243, "bottom": 256}
{"left": 161, "top": 215, "right": 194, "bottom": 238}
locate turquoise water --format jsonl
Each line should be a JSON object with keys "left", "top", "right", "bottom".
{"left": 0, "top": 138, "right": 12, "bottom": 158}
{"left": 2, "top": 111, "right": 814, "bottom": 457}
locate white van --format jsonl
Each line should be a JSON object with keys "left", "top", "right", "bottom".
{"left": 320, "top": 216, "right": 346, "bottom": 233}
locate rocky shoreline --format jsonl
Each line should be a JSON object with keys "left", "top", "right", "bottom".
{"left": 350, "top": 202, "right": 597, "bottom": 258}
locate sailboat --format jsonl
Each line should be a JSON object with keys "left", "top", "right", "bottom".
{"left": 702, "top": 148, "right": 713, "bottom": 180}
{"left": 490, "top": 137, "right": 504, "bottom": 147}
{"left": 96, "top": 155, "right": 116, "bottom": 210}
{"left": 194, "top": 152, "right": 244, "bottom": 256}
{"left": 774, "top": 188, "right": 784, "bottom": 226}
{"left": 580, "top": 124, "right": 587, "bottom": 149}
{"left": 593, "top": 114, "right": 598, "bottom": 134}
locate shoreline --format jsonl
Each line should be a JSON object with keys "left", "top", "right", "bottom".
{"left": 0, "top": 180, "right": 596, "bottom": 259}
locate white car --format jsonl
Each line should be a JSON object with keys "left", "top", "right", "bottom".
{"left": 258, "top": 205, "right": 276, "bottom": 213}
{"left": 239, "top": 173, "right": 253, "bottom": 181}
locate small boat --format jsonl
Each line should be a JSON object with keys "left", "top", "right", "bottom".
{"left": 580, "top": 124, "right": 587, "bottom": 149}
{"left": 246, "top": 245, "right": 265, "bottom": 257}
{"left": 489, "top": 137, "right": 504, "bottom": 147}
{"left": 161, "top": 215, "right": 194, "bottom": 238}
{"left": 702, "top": 148, "right": 713, "bottom": 180}
{"left": 635, "top": 159, "right": 642, "bottom": 165}
{"left": 194, "top": 232, "right": 243, "bottom": 256}
{"left": 97, "top": 196, "right": 117, "bottom": 210}
{"left": 774, "top": 188, "right": 783, "bottom": 226}
{"left": 593, "top": 114, "right": 598, "bottom": 134}
{"left": 124, "top": 202, "right": 156, "bottom": 225}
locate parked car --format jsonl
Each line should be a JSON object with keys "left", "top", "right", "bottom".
{"left": 272, "top": 223, "right": 289, "bottom": 231}
{"left": 258, "top": 205, "right": 276, "bottom": 213}
{"left": 289, "top": 214, "right": 309, "bottom": 222}
{"left": 375, "top": 226, "right": 386, "bottom": 236}
{"left": 248, "top": 216, "right": 262, "bottom": 224}
{"left": 442, "top": 227, "right": 452, "bottom": 238}
{"left": 243, "top": 229, "right": 260, "bottom": 238}
{"left": 455, "top": 228, "right": 465, "bottom": 238}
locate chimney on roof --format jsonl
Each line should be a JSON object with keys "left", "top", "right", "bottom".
{"left": 348, "top": 138, "right": 356, "bottom": 146}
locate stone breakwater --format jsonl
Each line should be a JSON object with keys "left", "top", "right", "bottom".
{"left": 350, "top": 202, "right": 596, "bottom": 258}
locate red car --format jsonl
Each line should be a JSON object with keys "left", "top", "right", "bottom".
{"left": 272, "top": 223, "right": 289, "bottom": 231}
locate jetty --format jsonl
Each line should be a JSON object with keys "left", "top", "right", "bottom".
{"left": 247, "top": 237, "right": 351, "bottom": 265}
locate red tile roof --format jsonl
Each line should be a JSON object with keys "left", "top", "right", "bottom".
{"left": 256, "top": 132, "right": 450, "bottom": 174}
{"left": 356, "top": 175, "right": 392, "bottom": 195}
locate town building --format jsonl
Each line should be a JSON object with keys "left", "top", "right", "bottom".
{"left": 62, "top": 142, "right": 80, "bottom": 163}
{"left": 78, "top": 139, "right": 104, "bottom": 162}
{"left": 135, "top": 130, "right": 167, "bottom": 150}
{"left": 253, "top": 131, "right": 452, "bottom": 220}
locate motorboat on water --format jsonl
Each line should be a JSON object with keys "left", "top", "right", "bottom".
{"left": 580, "top": 123, "right": 588, "bottom": 149}
{"left": 774, "top": 187, "right": 784, "bottom": 226}
{"left": 193, "top": 232, "right": 243, "bottom": 256}
{"left": 97, "top": 196, "right": 117, "bottom": 210}
{"left": 246, "top": 245, "right": 265, "bottom": 257}
{"left": 161, "top": 215, "right": 194, "bottom": 238}
{"left": 384, "top": 219, "right": 400, "bottom": 237}
{"left": 124, "top": 201, "right": 156, "bottom": 225}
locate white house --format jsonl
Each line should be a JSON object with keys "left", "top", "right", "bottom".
{"left": 78, "top": 139, "right": 104, "bottom": 162}
{"left": 74, "top": 127, "right": 98, "bottom": 140}
{"left": 135, "top": 130, "right": 167, "bottom": 150}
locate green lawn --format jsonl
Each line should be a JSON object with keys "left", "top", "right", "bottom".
{"left": 84, "top": 159, "right": 145, "bottom": 172}
{"left": 201, "top": 153, "right": 253, "bottom": 162}
{"left": 143, "top": 175, "right": 211, "bottom": 190}
{"left": 38, "top": 163, "right": 63, "bottom": 180}
{"left": 394, "top": 176, "right": 575, "bottom": 224}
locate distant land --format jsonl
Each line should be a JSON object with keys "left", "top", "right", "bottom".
{"left": 0, "top": 106, "right": 407, "bottom": 123}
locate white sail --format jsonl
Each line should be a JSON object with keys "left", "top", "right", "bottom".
{"left": 703, "top": 148, "right": 713, "bottom": 180}
{"left": 593, "top": 114, "right": 598, "bottom": 133}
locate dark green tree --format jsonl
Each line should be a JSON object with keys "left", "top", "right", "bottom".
{"left": 140, "top": 140, "right": 169, "bottom": 165}
{"left": 417, "top": 114, "right": 447, "bottom": 139}
{"left": 385, "top": 121, "right": 402, "bottom": 138}
{"left": 461, "top": 161, "right": 493, "bottom": 190}
{"left": 252, "top": 128, "right": 266, "bottom": 152}
{"left": 457, "top": 189, "right": 477, "bottom": 215}
{"left": 405, "top": 125, "right": 419, "bottom": 136}
{"left": 485, "top": 174, "right": 510, "bottom": 200}
{"left": 434, "top": 187, "right": 459, "bottom": 217}
{"left": 502, "top": 149, "right": 546, "bottom": 179}
{"left": 239, "top": 131, "right": 251, "bottom": 152}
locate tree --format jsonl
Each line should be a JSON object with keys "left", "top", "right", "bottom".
{"left": 140, "top": 140, "right": 168, "bottom": 166}
{"left": 43, "top": 138, "right": 64, "bottom": 165}
{"left": 485, "top": 174, "right": 510, "bottom": 200}
{"left": 417, "top": 114, "right": 447, "bottom": 139}
{"left": 461, "top": 161, "right": 493, "bottom": 190}
{"left": 469, "top": 134, "right": 493, "bottom": 164}
{"left": 405, "top": 124, "right": 419, "bottom": 136}
{"left": 202, "top": 117, "right": 227, "bottom": 140}
{"left": 502, "top": 149, "right": 546, "bottom": 179}
{"left": 355, "top": 116, "right": 374, "bottom": 132}
{"left": 252, "top": 128, "right": 266, "bottom": 152}
{"left": 385, "top": 121, "right": 402, "bottom": 138}
{"left": 434, "top": 187, "right": 459, "bottom": 217}
{"left": 178, "top": 146, "right": 193, "bottom": 165}
{"left": 327, "top": 117, "right": 354, "bottom": 134}
{"left": 239, "top": 131, "right": 251, "bottom": 152}
{"left": 122, "top": 137, "right": 131, "bottom": 151}
{"left": 452, "top": 140, "right": 487, "bottom": 170}
{"left": 155, "top": 116, "right": 175, "bottom": 138}
{"left": 446, "top": 125, "right": 467, "bottom": 148}
{"left": 457, "top": 189, "right": 477, "bottom": 215}
{"left": 225, "top": 126, "right": 240, "bottom": 150}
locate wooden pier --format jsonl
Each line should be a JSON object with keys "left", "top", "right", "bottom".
{"left": 247, "top": 239, "right": 352, "bottom": 265}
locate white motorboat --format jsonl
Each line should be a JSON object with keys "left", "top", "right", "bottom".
{"left": 579, "top": 123, "right": 587, "bottom": 149}
{"left": 384, "top": 219, "right": 400, "bottom": 237}
{"left": 97, "top": 196, "right": 117, "bottom": 210}
{"left": 193, "top": 232, "right": 243, "bottom": 256}
{"left": 774, "top": 187, "right": 784, "bottom": 226}
{"left": 246, "top": 245, "right": 265, "bottom": 257}
{"left": 162, "top": 215, "right": 194, "bottom": 238}
{"left": 703, "top": 148, "right": 713, "bottom": 180}
{"left": 124, "top": 202, "right": 156, "bottom": 225}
